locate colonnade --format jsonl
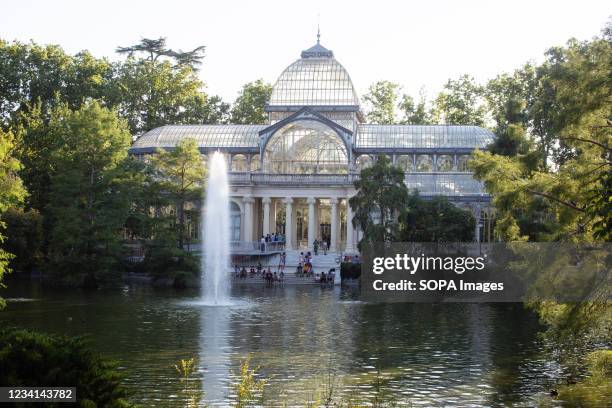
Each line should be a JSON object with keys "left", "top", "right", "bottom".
{"left": 237, "top": 195, "right": 358, "bottom": 252}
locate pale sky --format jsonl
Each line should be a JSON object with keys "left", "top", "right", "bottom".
{"left": 2, "top": 0, "right": 610, "bottom": 103}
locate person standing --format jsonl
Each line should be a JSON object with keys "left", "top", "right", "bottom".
{"left": 313, "top": 239, "right": 319, "bottom": 256}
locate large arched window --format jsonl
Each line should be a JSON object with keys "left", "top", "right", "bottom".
{"left": 457, "top": 155, "right": 470, "bottom": 172}
{"left": 436, "top": 155, "right": 454, "bottom": 172}
{"left": 250, "top": 154, "right": 261, "bottom": 172}
{"left": 263, "top": 120, "right": 348, "bottom": 174}
{"left": 416, "top": 155, "right": 433, "bottom": 172}
{"left": 396, "top": 155, "right": 413, "bottom": 172}
{"left": 356, "top": 155, "right": 373, "bottom": 171}
{"left": 231, "top": 154, "right": 248, "bottom": 172}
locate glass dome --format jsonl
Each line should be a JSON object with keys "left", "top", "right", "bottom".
{"left": 264, "top": 120, "right": 349, "bottom": 174}
{"left": 269, "top": 43, "right": 360, "bottom": 107}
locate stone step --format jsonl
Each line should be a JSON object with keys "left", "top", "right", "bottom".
{"left": 231, "top": 275, "right": 335, "bottom": 286}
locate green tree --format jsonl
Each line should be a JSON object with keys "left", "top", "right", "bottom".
{"left": 47, "top": 101, "right": 132, "bottom": 284}
{"left": 363, "top": 81, "right": 401, "bottom": 124}
{"left": 398, "top": 89, "right": 432, "bottom": 125}
{"left": 116, "top": 37, "right": 206, "bottom": 70}
{"left": 111, "top": 58, "right": 229, "bottom": 134}
{"left": 0, "top": 40, "right": 113, "bottom": 126}
{"left": 469, "top": 23, "right": 611, "bottom": 389}
{"left": 485, "top": 65, "right": 536, "bottom": 157}
{"left": 0, "top": 129, "right": 27, "bottom": 309}
{"left": 149, "top": 138, "right": 205, "bottom": 251}
{"left": 230, "top": 79, "right": 273, "bottom": 124}
{"left": 398, "top": 194, "right": 475, "bottom": 242}
{"left": 0, "top": 207, "right": 43, "bottom": 273}
{"left": 431, "top": 74, "right": 488, "bottom": 126}
{"left": 349, "top": 156, "right": 409, "bottom": 248}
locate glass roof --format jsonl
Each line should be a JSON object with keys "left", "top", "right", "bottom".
{"left": 269, "top": 48, "right": 360, "bottom": 107}
{"left": 132, "top": 125, "right": 265, "bottom": 149}
{"left": 405, "top": 173, "right": 485, "bottom": 195}
{"left": 356, "top": 125, "right": 494, "bottom": 149}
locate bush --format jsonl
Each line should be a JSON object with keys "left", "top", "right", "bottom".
{"left": 0, "top": 328, "right": 133, "bottom": 407}
{"left": 340, "top": 262, "right": 362, "bottom": 280}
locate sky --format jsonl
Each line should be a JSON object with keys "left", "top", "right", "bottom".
{"left": 2, "top": 0, "right": 610, "bottom": 103}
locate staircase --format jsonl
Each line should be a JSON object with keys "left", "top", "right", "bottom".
{"left": 232, "top": 249, "right": 342, "bottom": 285}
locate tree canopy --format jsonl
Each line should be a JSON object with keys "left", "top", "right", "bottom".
{"left": 230, "top": 80, "right": 273, "bottom": 124}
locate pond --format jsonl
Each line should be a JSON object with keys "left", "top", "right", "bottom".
{"left": 0, "top": 281, "right": 564, "bottom": 407}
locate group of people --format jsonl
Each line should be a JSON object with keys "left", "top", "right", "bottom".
{"left": 296, "top": 251, "right": 313, "bottom": 276}
{"left": 311, "top": 238, "right": 329, "bottom": 255}
{"left": 234, "top": 262, "right": 285, "bottom": 284}
{"left": 259, "top": 233, "right": 284, "bottom": 251}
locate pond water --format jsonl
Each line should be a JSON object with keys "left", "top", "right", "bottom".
{"left": 1, "top": 281, "right": 565, "bottom": 407}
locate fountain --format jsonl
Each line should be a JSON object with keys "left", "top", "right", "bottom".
{"left": 201, "top": 151, "right": 230, "bottom": 304}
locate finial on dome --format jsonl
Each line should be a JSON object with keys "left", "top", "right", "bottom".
{"left": 301, "top": 20, "right": 333, "bottom": 59}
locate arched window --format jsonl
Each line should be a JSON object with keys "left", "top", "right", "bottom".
{"left": 263, "top": 120, "right": 348, "bottom": 174}
{"left": 416, "top": 155, "right": 433, "bottom": 172}
{"left": 231, "top": 154, "right": 248, "bottom": 172}
{"left": 457, "top": 155, "right": 470, "bottom": 172}
{"left": 356, "top": 155, "right": 373, "bottom": 171}
{"left": 396, "top": 155, "right": 413, "bottom": 172}
{"left": 230, "top": 201, "right": 241, "bottom": 241}
{"left": 250, "top": 154, "right": 261, "bottom": 172}
{"left": 437, "top": 155, "right": 454, "bottom": 172}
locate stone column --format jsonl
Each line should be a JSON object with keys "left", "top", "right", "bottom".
{"left": 242, "top": 196, "right": 254, "bottom": 242}
{"left": 307, "top": 197, "right": 316, "bottom": 250}
{"left": 283, "top": 197, "right": 293, "bottom": 250}
{"left": 346, "top": 198, "right": 355, "bottom": 252}
{"left": 330, "top": 198, "right": 338, "bottom": 252}
{"left": 262, "top": 197, "right": 271, "bottom": 236}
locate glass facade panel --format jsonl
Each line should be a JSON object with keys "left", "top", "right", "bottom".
{"left": 356, "top": 155, "right": 373, "bottom": 171}
{"left": 264, "top": 120, "right": 348, "bottom": 174}
{"left": 416, "top": 155, "right": 433, "bottom": 172}
{"left": 250, "top": 154, "right": 261, "bottom": 172}
{"left": 457, "top": 155, "right": 470, "bottom": 172}
{"left": 396, "top": 155, "right": 413, "bottom": 171}
{"left": 437, "top": 155, "right": 454, "bottom": 172}
{"left": 231, "top": 154, "right": 248, "bottom": 172}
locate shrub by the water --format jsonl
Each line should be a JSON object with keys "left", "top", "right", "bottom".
{"left": 340, "top": 262, "right": 361, "bottom": 280}
{"left": 0, "top": 328, "right": 133, "bottom": 407}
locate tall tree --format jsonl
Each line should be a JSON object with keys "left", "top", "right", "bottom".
{"left": 0, "top": 40, "right": 113, "bottom": 125}
{"left": 349, "top": 156, "right": 409, "bottom": 248}
{"left": 116, "top": 37, "right": 206, "bottom": 71}
{"left": 485, "top": 65, "right": 536, "bottom": 157}
{"left": 399, "top": 89, "right": 432, "bottom": 125}
{"left": 230, "top": 80, "right": 273, "bottom": 124}
{"left": 431, "top": 75, "right": 488, "bottom": 126}
{"left": 0, "top": 129, "right": 27, "bottom": 308}
{"left": 111, "top": 58, "right": 229, "bottom": 134}
{"left": 149, "top": 138, "right": 205, "bottom": 251}
{"left": 363, "top": 81, "right": 401, "bottom": 124}
{"left": 469, "top": 23, "right": 611, "bottom": 388}
{"left": 47, "top": 101, "right": 132, "bottom": 283}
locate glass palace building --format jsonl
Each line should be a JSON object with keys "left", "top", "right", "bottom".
{"left": 129, "top": 40, "right": 495, "bottom": 253}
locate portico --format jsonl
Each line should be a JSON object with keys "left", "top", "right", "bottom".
{"left": 231, "top": 191, "right": 357, "bottom": 253}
